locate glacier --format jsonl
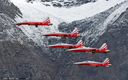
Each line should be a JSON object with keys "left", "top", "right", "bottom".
{"left": 10, "top": 0, "right": 126, "bottom": 46}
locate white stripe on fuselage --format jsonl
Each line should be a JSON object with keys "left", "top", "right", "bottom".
{"left": 76, "top": 61, "right": 100, "bottom": 63}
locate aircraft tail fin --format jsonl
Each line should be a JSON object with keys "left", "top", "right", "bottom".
{"left": 76, "top": 40, "right": 84, "bottom": 46}
{"left": 103, "top": 58, "right": 110, "bottom": 64}
{"left": 44, "top": 17, "right": 50, "bottom": 23}
{"left": 100, "top": 43, "right": 108, "bottom": 49}
{"left": 72, "top": 28, "right": 79, "bottom": 34}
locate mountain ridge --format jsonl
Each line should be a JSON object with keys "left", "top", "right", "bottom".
{"left": 26, "top": 0, "right": 97, "bottom": 8}
{"left": 0, "top": 0, "right": 128, "bottom": 80}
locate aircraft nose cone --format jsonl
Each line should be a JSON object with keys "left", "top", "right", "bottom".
{"left": 42, "top": 34, "right": 47, "bottom": 36}
{"left": 74, "top": 62, "right": 79, "bottom": 65}
{"left": 48, "top": 45, "right": 56, "bottom": 47}
{"left": 106, "top": 50, "right": 110, "bottom": 53}
{"left": 46, "top": 45, "right": 51, "bottom": 47}
{"left": 12, "top": 23, "right": 18, "bottom": 25}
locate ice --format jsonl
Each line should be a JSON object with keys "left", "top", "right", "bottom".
{"left": 10, "top": 0, "right": 126, "bottom": 45}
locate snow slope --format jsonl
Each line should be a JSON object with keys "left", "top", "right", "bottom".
{"left": 10, "top": 0, "right": 126, "bottom": 45}
{"left": 11, "top": 0, "right": 126, "bottom": 22}
{"left": 10, "top": 0, "right": 63, "bottom": 46}
{"left": 81, "top": 1, "right": 128, "bottom": 44}
{"left": 95, "top": 1, "right": 128, "bottom": 38}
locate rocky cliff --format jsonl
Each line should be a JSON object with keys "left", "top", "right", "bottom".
{"left": 26, "top": 0, "right": 97, "bottom": 7}
{"left": 0, "top": 0, "right": 128, "bottom": 80}
{"left": 0, "top": 0, "right": 55, "bottom": 80}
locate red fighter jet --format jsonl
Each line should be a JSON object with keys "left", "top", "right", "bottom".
{"left": 74, "top": 58, "right": 112, "bottom": 67}
{"left": 48, "top": 40, "right": 84, "bottom": 49}
{"left": 43, "top": 28, "right": 81, "bottom": 38}
{"left": 13, "top": 17, "right": 52, "bottom": 27}
{"left": 67, "top": 43, "right": 110, "bottom": 55}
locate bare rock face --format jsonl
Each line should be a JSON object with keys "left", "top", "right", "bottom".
{"left": 0, "top": 1, "right": 56, "bottom": 80}
{"left": 0, "top": 41, "right": 56, "bottom": 80}
{"left": 26, "top": 0, "right": 97, "bottom": 7}
{"left": 1, "top": 0, "right": 128, "bottom": 80}
{"left": 0, "top": 0, "right": 21, "bottom": 19}
{"left": 93, "top": 8, "right": 128, "bottom": 80}
{"left": 46, "top": 2, "right": 128, "bottom": 80}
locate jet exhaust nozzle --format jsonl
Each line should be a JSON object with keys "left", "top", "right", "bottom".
{"left": 106, "top": 50, "right": 110, "bottom": 53}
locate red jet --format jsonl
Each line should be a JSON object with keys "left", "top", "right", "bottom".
{"left": 67, "top": 43, "right": 110, "bottom": 55}
{"left": 43, "top": 28, "right": 81, "bottom": 38}
{"left": 48, "top": 40, "right": 84, "bottom": 49}
{"left": 74, "top": 58, "right": 111, "bottom": 67}
{"left": 13, "top": 17, "right": 52, "bottom": 27}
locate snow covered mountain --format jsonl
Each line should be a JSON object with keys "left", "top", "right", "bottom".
{"left": 10, "top": 0, "right": 126, "bottom": 46}
{"left": 1, "top": 0, "right": 128, "bottom": 80}
{"left": 0, "top": 1, "right": 54, "bottom": 80}
{"left": 26, "top": 0, "right": 97, "bottom": 7}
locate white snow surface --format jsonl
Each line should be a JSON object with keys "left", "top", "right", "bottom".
{"left": 10, "top": 0, "right": 126, "bottom": 45}
{"left": 103, "top": 1, "right": 128, "bottom": 28}
{"left": 96, "top": 1, "right": 128, "bottom": 37}
{"left": 81, "top": 1, "right": 128, "bottom": 44}
{"left": 11, "top": 0, "right": 125, "bottom": 22}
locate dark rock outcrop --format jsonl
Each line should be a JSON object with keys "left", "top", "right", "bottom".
{"left": 0, "top": 1, "right": 55, "bottom": 80}
{"left": 47, "top": 2, "right": 128, "bottom": 80}
{"left": 26, "top": 0, "right": 97, "bottom": 8}
{"left": 1, "top": 0, "right": 128, "bottom": 80}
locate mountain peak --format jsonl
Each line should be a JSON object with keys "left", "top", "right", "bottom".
{"left": 26, "top": 0, "right": 97, "bottom": 8}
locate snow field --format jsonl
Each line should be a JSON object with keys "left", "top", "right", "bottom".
{"left": 10, "top": 0, "right": 126, "bottom": 45}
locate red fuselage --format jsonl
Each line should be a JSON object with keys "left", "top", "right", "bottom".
{"left": 74, "top": 62, "right": 110, "bottom": 67}
{"left": 43, "top": 33, "right": 80, "bottom": 37}
{"left": 48, "top": 44, "right": 83, "bottom": 49}
{"left": 68, "top": 48, "right": 110, "bottom": 54}
{"left": 14, "top": 17, "right": 52, "bottom": 27}
{"left": 15, "top": 22, "right": 51, "bottom": 26}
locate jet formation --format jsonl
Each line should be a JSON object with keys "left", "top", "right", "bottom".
{"left": 13, "top": 17, "right": 111, "bottom": 67}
